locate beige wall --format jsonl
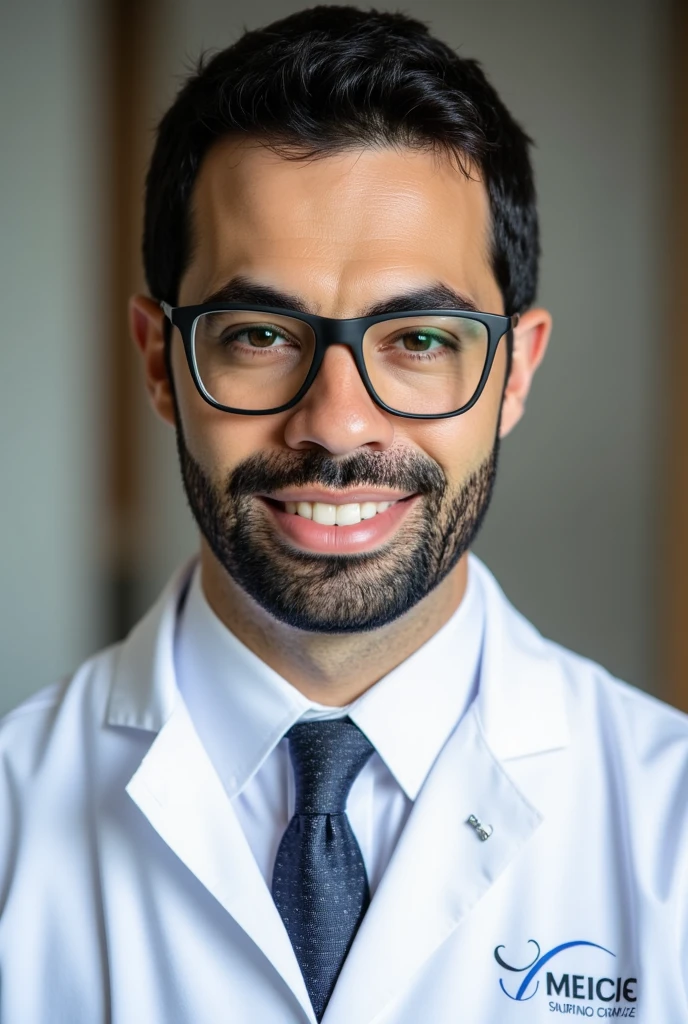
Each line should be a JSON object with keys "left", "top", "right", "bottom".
{"left": 0, "top": 0, "right": 671, "bottom": 713}
{"left": 0, "top": 0, "right": 106, "bottom": 715}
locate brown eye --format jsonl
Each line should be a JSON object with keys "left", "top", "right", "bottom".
{"left": 220, "top": 325, "right": 293, "bottom": 349}
{"left": 244, "top": 328, "right": 281, "bottom": 348}
{"left": 394, "top": 330, "right": 455, "bottom": 353}
{"left": 400, "top": 332, "right": 436, "bottom": 352}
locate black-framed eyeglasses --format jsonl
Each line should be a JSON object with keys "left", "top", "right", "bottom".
{"left": 160, "top": 301, "right": 519, "bottom": 419}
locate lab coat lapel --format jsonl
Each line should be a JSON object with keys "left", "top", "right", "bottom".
{"left": 124, "top": 699, "right": 316, "bottom": 1022}
{"left": 323, "top": 557, "right": 570, "bottom": 1024}
{"left": 107, "top": 563, "right": 316, "bottom": 1023}
{"left": 322, "top": 706, "right": 542, "bottom": 1024}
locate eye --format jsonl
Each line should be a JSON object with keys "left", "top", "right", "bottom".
{"left": 223, "top": 326, "right": 292, "bottom": 348}
{"left": 394, "top": 330, "right": 456, "bottom": 353}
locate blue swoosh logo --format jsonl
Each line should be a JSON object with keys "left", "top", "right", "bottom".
{"left": 495, "top": 940, "right": 616, "bottom": 1001}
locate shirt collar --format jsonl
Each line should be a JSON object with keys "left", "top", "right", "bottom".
{"left": 174, "top": 560, "right": 485, "bottom": 802}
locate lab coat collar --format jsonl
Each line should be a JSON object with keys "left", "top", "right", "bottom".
{"left": 470, "top": 556, "right": 570, "bottom": 761}
{"left": 105, "top": 558, "right": 195, "bottom": 732}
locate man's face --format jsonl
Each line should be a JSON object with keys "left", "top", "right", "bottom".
{"left": 163, "top": 140, "right": 521, "bottom": 632}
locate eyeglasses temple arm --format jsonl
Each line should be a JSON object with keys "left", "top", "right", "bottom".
{"left": 160, "top": 301, "right": 174, "bottom": 321}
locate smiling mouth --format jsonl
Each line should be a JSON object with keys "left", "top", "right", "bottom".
{"left": 262, "top": 495, "right": 414, "bottom": 526}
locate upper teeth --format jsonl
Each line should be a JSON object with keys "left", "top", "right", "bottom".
{"left": 283, "top": 500, "right": 394, "bottom": 525}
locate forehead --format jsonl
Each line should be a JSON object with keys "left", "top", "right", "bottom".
{"left": 181, "top": 136, "right": 501, "bottom": 314}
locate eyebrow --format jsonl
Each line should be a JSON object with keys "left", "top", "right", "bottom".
{"left": 201, "top": 276, "right": 481, "bottom": 316}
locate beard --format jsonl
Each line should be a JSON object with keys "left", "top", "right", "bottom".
{"left": 176, "top": 425, "right": 500, "bottom": 634}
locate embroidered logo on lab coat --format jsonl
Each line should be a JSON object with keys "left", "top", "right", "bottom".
{"left": 494, "top": 939, "right": 638, "bottom": 1016}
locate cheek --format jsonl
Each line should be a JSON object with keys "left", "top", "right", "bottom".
{"left": 171, "top": 342, "right": 280, "bottom": 476}
{"left": 404, "top": 350, "right": 505, "bottom": 483}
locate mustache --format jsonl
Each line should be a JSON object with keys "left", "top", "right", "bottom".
{"left": 226, "top": 448, "right": 447, "bottom": 499}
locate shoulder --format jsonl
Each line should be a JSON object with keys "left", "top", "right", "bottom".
{"left": 0, "top": 645, "right": 127, "bottom": 916}
{"left": 476, "top": 560, "right": 688, "bottom": 901}
{"left": 508, "top": 598, "right": 688, "bottom": 839}
{"left": 0, "top": 644, "right": 122, "bottom": 782}
{"left": 472, "top": 553, "right": 688, "bottom": 755}
{"left": 544, "top": 640, "right": 688, "bottom": 906}
{"left": 0, "top": 558, "right": 195, "bottom": 783}
{"left": 545, "top": 634, "right": 688, "bottom": 758}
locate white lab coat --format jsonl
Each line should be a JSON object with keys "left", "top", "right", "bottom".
{"left": 1, "top": 554, "right": 686, "bottom": 1022}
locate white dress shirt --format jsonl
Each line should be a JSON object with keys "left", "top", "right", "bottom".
{"left": 175, "top": 561, "right": 485, "bottom": 895}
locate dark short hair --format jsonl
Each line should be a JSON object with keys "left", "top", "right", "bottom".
{"left": 143, "top": 5, "right": 538, "bottom": 313}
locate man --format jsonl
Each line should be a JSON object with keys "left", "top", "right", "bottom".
{"left": 1, "top": 5, "right": 686, "bottom": 1021}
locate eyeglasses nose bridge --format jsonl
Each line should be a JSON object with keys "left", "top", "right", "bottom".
{"left": 316, "top": 316, "right": 366, "bottom": 352}
{"left": 310, "top": 318, "right": 371, "bottom": 399}
{"left": 304, "top": 316, "right": 375, "bottom": 405}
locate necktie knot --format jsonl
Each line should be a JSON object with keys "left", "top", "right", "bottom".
{"left": 287, "top": 717, "right": 374, "bottom": 815}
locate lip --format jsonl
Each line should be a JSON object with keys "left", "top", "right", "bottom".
{"left": 258, "top": 494, "right": 420, "bottom": 554}
{"left": 258, "top": 489, "right": 415, "bottom": 505}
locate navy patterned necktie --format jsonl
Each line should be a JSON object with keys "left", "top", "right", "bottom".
{"left": 271, "top": 717, "right": 375, "bottom": 1022}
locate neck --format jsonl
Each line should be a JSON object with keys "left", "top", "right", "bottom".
{"left": 199, "top": 541, "right": 469, "bottom": 706}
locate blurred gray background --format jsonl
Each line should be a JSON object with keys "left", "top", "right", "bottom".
{"left": 0, "top": 0, "right": 673, "bottom": 715}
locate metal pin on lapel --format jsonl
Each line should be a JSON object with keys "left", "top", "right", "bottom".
{"left": 467, "top": 814, "right": 493, "bottom": 841}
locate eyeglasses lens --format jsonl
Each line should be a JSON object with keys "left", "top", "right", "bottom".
{"left": 192, "top": 311, "right": 315, "bottom": 411}
{"left": 362, "top": 315, "right": 489, "bottom": 415}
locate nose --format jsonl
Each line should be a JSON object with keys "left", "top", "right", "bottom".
{"left": 282, "top": 344, "right": 395, "bottom": 455}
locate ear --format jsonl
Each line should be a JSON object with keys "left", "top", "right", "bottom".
{"left": 129, "top": 294, "right": 176, "bottom": 427}
{"left": 499, "top": 307, "right": 552, "bottom": 438}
